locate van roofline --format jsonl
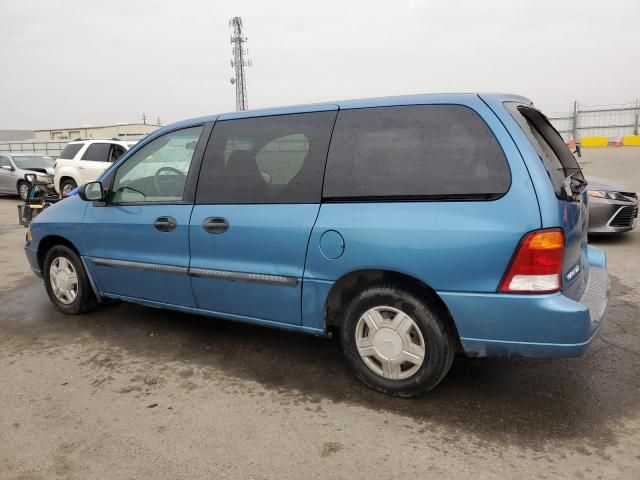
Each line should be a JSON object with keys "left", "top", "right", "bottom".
{"left": 167, "top": 93, "right": 534, "bottom": 128}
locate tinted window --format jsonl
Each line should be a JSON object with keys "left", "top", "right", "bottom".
{"left": 506, "top": 103, "right": 584, "bottom": 196}
{"left": 0, "top": 156, "right": 12, "bottom": 168}
{"left": 323, "top": 105, "right": 510, "bottom": 199}
{"left": 59, "top": 143, "right": 83, "bottom": 160}
{"left": 197, "top": 111, "right": 336, "bottom": 204}
{"left": 111, "top": 126, "right": 203, "bottom": 203}
{"left": 82, "top": 143, "right": 111, "bottom": 162}
{"left": 110, "top": 144, "right": 127, "bottom": 162}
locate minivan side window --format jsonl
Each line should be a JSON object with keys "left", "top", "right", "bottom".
{"left": 196, "top": 111, "right": 337, "bottom": 204}
{"left": 323, "top": 105, "right": 511, "bottom": 200}
{"left": 111, "top": 126, "right": 203, "bottom": 203}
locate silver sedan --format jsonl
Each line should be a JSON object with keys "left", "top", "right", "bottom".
{"left": 0, "top": 153, "right": 55, "bottom": 200}
{"left": 587, "top": 176, "right": 638, "bottom": 233}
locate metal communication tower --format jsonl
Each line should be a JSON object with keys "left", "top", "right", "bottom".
{"left": 229, "top": 17, "right": 251, "bottom": 111}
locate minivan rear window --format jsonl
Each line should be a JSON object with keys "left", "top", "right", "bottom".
{"left": 323, "top": 105, "right": 510, "bottom": 200}
{"left": 505, "top": 103, "right": 584, "bottom": 197}
{"left": 59, "top": 143, "right": 83, "bottom": 160}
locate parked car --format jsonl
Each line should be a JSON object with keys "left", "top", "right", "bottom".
{"left": 586, "top": 176, "right": 638, "bottom": 233}
{"left": 54, "top": 139, "right": 137, "bottom": 195}
{"left": 0, "top": 153, "right": 55, "bottom": 200}
{"left": 25, "top": 94, "right": 609, "bottom": 396}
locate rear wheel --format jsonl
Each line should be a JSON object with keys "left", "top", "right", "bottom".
{"left": 17, "top": 181, "right": 30, "bottom": 201}
{"left": 340, "top": 284, "right": 456, "bottom": 397}
{"left": 60, "top": 179, "right": 77, "bottom": 196}
{"left": 43, "top": 245, "right": 97, "bottom": 314}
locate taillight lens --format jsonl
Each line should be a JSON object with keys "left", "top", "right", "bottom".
{"left": 499, "top": 229, "right": 565, "bottom": 293}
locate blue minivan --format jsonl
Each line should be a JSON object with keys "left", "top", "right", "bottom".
{"left": 25, "top": 94, "right": 609, "bottom": 396}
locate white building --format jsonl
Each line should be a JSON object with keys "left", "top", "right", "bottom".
{"left": 34, "top": 122, "right": 160, "bottom": 141}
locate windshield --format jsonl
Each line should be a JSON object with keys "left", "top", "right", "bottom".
{"left": 12, "top": 156, "right": 54, "bottom": 169}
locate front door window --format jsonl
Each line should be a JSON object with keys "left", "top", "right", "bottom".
{"left": 111, "top": 126, "right": 203, "bottom": 203}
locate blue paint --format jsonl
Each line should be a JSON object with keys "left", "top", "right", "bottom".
{"left": 82, "top": 203, "right": 195, "bottom": 306}
{"left": 189, "top": 204, "right": 320, "bottom": 324}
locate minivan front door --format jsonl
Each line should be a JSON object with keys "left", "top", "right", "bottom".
{"left": 189, "top": 109, "right": 337, "bottom": 325}
{"left": 82, "top": 125, "right": 207, "bottom": 306}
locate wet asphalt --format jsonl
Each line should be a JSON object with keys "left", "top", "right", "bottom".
{"left": 1, "top": 272, "right": 638, "bottom": 451}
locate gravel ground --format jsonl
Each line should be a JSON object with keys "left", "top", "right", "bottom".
{"left": 0, "top": 147, "right": 638, "bottom": 479}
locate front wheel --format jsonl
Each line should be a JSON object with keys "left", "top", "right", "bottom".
{"left": 43, "top": 245, "right": 97, "bottom": 314}
{"left": 17, "top": 181, "right": 30, "bottom": 201}
{"left": 340, "top": 285, "right": 456, "bottom": 397}
{"left": 60, "top": 179, "right": 77, "bottom": 196}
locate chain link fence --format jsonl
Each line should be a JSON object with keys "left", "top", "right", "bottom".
{"left": 548, "top": 100, "right": 640, "bottom": 143}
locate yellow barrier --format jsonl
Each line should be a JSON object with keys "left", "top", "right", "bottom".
{"left": 623, "top": 135, "right": 640, "bottom": 146}
{"left": 580, "top": 137, "right": 609, "bottom": 147}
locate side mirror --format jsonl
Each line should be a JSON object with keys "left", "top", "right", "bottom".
{"left": 1, "top": 165, "right": 13, "bottom": 171}
{"left": 79, "top": 181, "right": 105, "bottom": 201}
{"left": 24, "top": 173, "right": 37, "bottom": 184}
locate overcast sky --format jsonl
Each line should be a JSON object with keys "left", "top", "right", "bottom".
{"left": 0, "top": 0, "right": 638, "bottom": 129}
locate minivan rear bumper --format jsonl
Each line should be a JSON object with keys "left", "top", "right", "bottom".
{"left": 440, "top": 246, "right": 609, "bottom": 358}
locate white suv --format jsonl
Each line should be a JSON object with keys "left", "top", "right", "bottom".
{"left": 54, "top": 139, "right": 137, "bottom": 195}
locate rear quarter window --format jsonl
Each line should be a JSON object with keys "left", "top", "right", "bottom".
{"left": 323, "top": 105, "right": 510, "bottom": 200}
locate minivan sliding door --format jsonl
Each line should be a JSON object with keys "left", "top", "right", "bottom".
{"left": 190, "top": 109, "right": 337, "bottom": 325}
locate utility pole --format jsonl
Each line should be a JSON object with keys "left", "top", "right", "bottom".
{"left": 571, "top": 100, "right": 578, "bottom": 142}
{"left": 141, "top": 113, "right": 147, "bottom": 125}
{"left": 229, "top": 17, "right": 251, "bottom": 111}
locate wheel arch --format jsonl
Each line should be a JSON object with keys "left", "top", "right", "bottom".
{"left": 59, "top": 175, "right": 77, "bottom": 190}
{"left": 16, "top": 177, "right": 28, "bottom": 194}
{"left": 324, "top": 269, "right": 461, "bottom": 347}
{"left": 37, "top": 235, "right": 80, "bottom": 272}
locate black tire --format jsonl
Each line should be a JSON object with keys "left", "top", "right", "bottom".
{"left": 43, "top": 244, "right": 97, "bottom": 314}
{"left": 340, "top": 284, "right": 456, "bottom": 397}
{"left": 17, "top": 180, "right": 30, "bottom": 201}
{"left": 60, "top": 178, "right": 77, "bottom": 196}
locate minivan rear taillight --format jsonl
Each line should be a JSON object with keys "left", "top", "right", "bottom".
{"left": 499, "top": 229, "right": 565, "bottom": 293}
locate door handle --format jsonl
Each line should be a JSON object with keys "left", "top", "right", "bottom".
{"left": 153, "top": 216, "right": 177, "bottom": 232}
{"left": 202, "top": 217, "right": 229, "bottom": 234}
{"left": 78, "top": 165, "right": 86, "bottom": 169}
